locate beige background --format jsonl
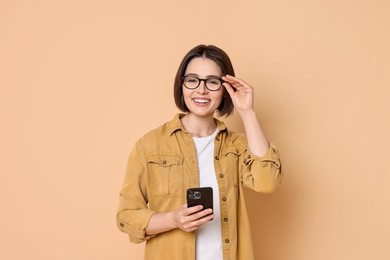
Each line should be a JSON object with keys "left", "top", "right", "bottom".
{"left": 1, "top": 0, "right": 389, "bottom": 259}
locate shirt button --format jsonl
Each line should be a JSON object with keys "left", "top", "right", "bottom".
{"left": 219, "top": 173, "right": 224, "bottom": 178}
{"left": 225, "top": 239, "right": 230, "bottom": 243}
{"left": 162, "top": 160, "right": 167, "bottom": 164}
{"left": 224, "top": 218, "right": 228, "bottom": 222}
{"left": 247, "top": 155, "right": 251, "bottom": 159}
{"left": 120, "top": 223, "right": 124, "bottom": 227}
{"left": 216, "top": 137, "right": 220, "bottom": 141}
{"left": 215, "top": 155, "right": 219, "bottom": 160}
{"left": 222, "top": 197, "right": 227, "bottom": 201}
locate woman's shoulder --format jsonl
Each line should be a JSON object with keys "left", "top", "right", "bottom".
{"left": 220, "top": 125, "right": 247, "bottom": 151}
{"left": 135, "top": 114, "right": 182, "bottom": 144}
{"left": 225, "top": 129, "right": 247, "bottom": 146}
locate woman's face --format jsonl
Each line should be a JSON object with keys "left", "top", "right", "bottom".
{"left": 182, "top": 57, "right": 224, "bottom": 118}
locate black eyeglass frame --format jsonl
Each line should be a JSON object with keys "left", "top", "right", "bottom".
{"left": 181, "top": 75, "right": 225, "bottom": 92}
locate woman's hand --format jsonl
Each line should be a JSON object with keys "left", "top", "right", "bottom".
{"left": 146, "top": 204, "right": 213, "bottom": 236}
{"left": 222, "top": 75, "right": 254, "bottom": 114}
{"left": 172, "top": 204, "right": 214, "bottom": 232}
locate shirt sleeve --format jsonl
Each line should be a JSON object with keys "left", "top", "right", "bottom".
{"left": 116, "top": 141, "right": 156, "bottom": 243}
{"left": 240, "top": 143, "right": 283, "bottom": 193}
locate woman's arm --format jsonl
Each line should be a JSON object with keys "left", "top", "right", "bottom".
{"left": 145, "top": 204, "right": 214, "bottom": 235}
{"left": 223, "top": 75, "right": 281, "bottom": 193}
{"left": 222, "top": 75, "right": 269, "bottom": 157}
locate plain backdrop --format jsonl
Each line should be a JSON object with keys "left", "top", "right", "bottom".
{"left": 1, "top": 0, "right": 389, "bottom": 259}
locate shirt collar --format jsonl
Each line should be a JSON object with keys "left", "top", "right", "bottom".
{"left": 168, "top": 113, "right": 228, "bottom": 136}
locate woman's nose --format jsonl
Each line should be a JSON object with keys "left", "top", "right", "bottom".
{"left": 197, "top": 80, "right": 208, "bottom": 93}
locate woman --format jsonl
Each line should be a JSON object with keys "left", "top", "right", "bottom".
{"left": 117, "top": 44, "right": 282, "bottom": 260}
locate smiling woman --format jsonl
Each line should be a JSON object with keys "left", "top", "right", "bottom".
{"left": 116, "top": 44, "right": 283, "bottom": 260}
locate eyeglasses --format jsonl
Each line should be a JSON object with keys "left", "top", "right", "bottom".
{"left": 182, "top": 75, "right": 224, "bottom": 91}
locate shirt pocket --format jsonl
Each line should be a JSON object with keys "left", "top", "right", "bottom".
{"left": 146, "top": 153, "right": 184, "bottom": 197}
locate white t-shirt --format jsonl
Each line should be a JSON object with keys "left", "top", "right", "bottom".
{"left": 193, "top": 128, "right": 223, "bottom": 260}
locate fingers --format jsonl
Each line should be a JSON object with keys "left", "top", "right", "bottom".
{"left": 185, "top": 204, "right": 203, "bottom": 215}
{"left": 186, "top": 210, "right": 214, "bottom": 231}
{"left": 222, "top": 80, "right": 236, "bottom": 95}
{"left": 178, "top": 204, "right": 214, "bottom": 232}
{"left": 188, "top": 213, "right": 214, "bottom": 231}
{"left": 184, "top": 206, "right": 213, "bottom": 222}
{"left": 222, "top": 75, "right": 253, "bottom": 92}
{"left": 189, "top": 208, "right": 213, "bottom": 221}
{"left": 223, "top": 74, "right": 247, "bottom": 85}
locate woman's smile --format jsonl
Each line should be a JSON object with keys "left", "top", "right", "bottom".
{"left": 192, "top": 98, "right": 211, "bottom": 105}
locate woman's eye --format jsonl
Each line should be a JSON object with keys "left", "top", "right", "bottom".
{"left": 208, "top": 79, "right": 220, "bottom": 85}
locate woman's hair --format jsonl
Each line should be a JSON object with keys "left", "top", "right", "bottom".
{"left": 173, "top": 44, "right": 235, "bottom": 117}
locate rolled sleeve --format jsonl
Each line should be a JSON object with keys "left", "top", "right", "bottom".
{"left": 116, "top": 142, "right": 156, "bottom": 243}
{"left": 116, "top": 208, "right": 156, "bottom": 243}
{"left": 241, "top": 143, "right": 282, "bottom": 193}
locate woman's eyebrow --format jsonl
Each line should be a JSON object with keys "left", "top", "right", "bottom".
{"left": 185, "top": 73, "right": 221, "bottom": 78}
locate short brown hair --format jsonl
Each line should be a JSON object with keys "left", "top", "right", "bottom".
{"left": 174, "top": 44, "right": 235, "bottom": 117}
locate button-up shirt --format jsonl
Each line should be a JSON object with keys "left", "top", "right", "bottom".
{"left": 117, "top": 114, "right": 282, "bottom": 260}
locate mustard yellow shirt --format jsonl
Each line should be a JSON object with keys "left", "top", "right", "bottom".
{"left": 117, "top": 114, "right": 282, "bottom": 260}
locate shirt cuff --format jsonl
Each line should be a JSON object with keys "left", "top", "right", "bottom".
{"left": 117, "top": 208, "right": 156, "bottom": 243}
{"left": 242, "top": 143, "right": 282, "bottom": 169}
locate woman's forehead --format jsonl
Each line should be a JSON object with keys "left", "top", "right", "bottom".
{"left": 185, "top": 57, "right": 222, "bottom": 76}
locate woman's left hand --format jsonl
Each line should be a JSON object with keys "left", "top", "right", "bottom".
{"left": 222, "top": 75, "right": 255, "bottom": 114}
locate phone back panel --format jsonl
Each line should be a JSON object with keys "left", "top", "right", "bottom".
{"left": 186, "top": 187, "right": 213, "bottom": 211}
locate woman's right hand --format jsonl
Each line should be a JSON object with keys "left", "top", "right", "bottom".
{"left": 172, "top": 204, "right": 214, "bottom": 232}
{"left": 145, "top": 204, "right": 214, "bottom": 236}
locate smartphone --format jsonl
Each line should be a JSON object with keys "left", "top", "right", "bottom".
{"left": 186, "top": 187, "right": 213, "bottom": 212}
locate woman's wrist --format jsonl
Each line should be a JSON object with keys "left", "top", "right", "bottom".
{"left": 146, "top": 211, "right": 177, "bottom": 236}
{"left": 239, "top": 109, "right": 257, "bottom": 123}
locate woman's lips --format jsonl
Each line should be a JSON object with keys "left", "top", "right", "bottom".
{"left": 193, "top": 98, "right": 211, "bottom": 105}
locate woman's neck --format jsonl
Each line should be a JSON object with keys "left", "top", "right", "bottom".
{"left": 181, "top": 113, "right": 217, "bottom": 138}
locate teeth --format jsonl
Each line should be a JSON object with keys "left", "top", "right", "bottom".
{"left": 194, "top": 99, "right": 209, "bottom": 103}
